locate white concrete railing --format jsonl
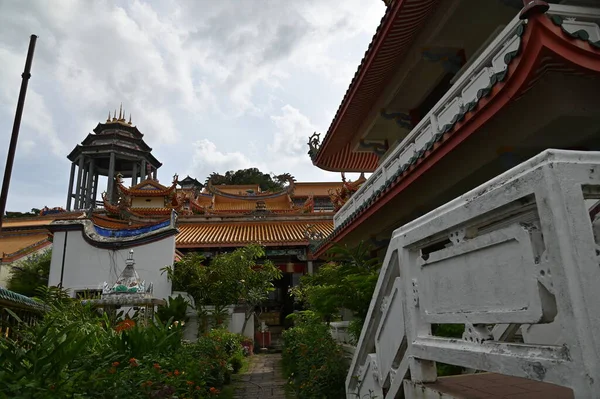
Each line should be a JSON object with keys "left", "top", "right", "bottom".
{"left": 333, "top": 4, "right": 600, "bottom": 230}
{"left": 347, "top": 150, "right": 600, "bottom": 398}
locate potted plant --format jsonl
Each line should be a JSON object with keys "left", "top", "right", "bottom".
{"left": 241, "top": 336, "right": 254, "bottom": 356}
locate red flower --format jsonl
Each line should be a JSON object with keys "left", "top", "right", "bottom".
{"left": 174, "top": 369, "right": 181, "bottom": 376}
{"left": 153, "top": 363, "right": 161, "bottom": 370}
{"left": 187, "top": 381, "right": 194, "bottom": 386}
{"left": 112, "top": 361, "right": 120, "bottom": 367}
{"left": 129, "top": 358, "right": 138, "bottom": 367}
{"left": 115, "top": 319, "right": 136, "bottom": 333}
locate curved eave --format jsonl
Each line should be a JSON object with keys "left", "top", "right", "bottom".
{"left": 80, "top": 132, "right": 152, "bottom": 152}
{"left": 93, "top": 122, "right": 144, "bottom": 138}
{"left": 117, "top": 182, "right": 177, "bottom": 197}
{"left": 313, "top": 0, "right": 440, "bottom": 171}
{"left": 312, "top": 13, "right": 600, "bottom": 258}
{"left": 1, "top": 239, "right": 52, "bottom": 263}
{"left": 92, "top": 214, "right": 170, "bottom": 229}
{"left": 48, "top": 218, "right": 178, "bottom": 250}
{"left": 207, "top": 180, "right": 296, "bottom": 200}
{"left": 313, "top": 144, "right": 380, "bottom": 172}
{"left": 67, "top": 143, "right": 162, "bottom": 167}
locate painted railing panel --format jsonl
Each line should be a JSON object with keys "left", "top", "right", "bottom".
{"left": 347, "top": 150, "right": 600, "bottom": 398}
{"left": 333, "top": 4, "right": 600, "bottom": 231}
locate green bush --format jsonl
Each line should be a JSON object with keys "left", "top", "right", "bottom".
{"left": 282, "top": 311, "right": 348, "bottom": 399}
{"left": 0, "top": 295, "right": 244, "bottom": 399}
{"left": 156, "top": 295, "right": 190, "bottom": 324}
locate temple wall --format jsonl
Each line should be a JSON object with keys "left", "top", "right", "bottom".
{"left": 48, "top": 231, "right": 174, "bottom": 299}
{"left": 131, "top": 197, "right": 165, "bottom": 208}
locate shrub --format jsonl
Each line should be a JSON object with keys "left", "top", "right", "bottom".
{"left": 0, "top": 294, "right": 244, "bottom": 399}
{"left": 282, "top": 311, "right": 348, "bottom": 399}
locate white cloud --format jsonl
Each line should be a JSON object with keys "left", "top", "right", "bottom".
{"left": 0, "top": 0, "right": 385, "bottom": 211}
{"left": 191, "top": 138, "right": 265, "bottom": 180}
{"left": 190, "top": 104, "right": 364, "bottom": 183}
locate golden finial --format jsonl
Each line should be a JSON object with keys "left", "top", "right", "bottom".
{"left": 106, "top": 111, "right": 111, "bottom": 123}
{"left": 128, "top": 113, "right": 132, "bottom": 125}
{"left": 118, "top": 103, "right": 122, "bottom": 120}
{"left": 112, "top": 109, "right": 117, "bottom": 122}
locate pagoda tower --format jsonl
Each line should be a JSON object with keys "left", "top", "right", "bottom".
{"left": 65, "top": 106, "right": 162, "bottom": 211}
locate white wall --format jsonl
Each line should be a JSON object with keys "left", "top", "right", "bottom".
{"left": 131, "top": 197, "right": 165, "bottom": 208}
{"left": 49, "top": 230, "right": 174, "bottom": 299}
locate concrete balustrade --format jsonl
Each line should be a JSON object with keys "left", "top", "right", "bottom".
{"left": 347, "top": 150, "right": 600, "bottom": 398}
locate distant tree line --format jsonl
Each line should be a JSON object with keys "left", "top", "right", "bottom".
{"left": 4, "top": 208, "right": 41, "bottom": 218}
{"left": 205, "top": 168, "right": 285, "bottom": 192}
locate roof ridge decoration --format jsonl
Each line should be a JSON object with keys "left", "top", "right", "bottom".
{"left": 206, "top": 173, "right": 296, "bottom": 200}
{"left": 328, "top": 173, "right": 367, "bottom": 211}
{"left": 105, "top": 103, "right": 133, "bottom": 126}
{"left": 115, "top": 174, "right": 178, "bottom": 198}
{"left": 49, "top": 211, "right": 178, "bottom": 249}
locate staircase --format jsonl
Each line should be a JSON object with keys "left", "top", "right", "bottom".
{"left": 346, "top": 150, "right": 600, "bottom": 398}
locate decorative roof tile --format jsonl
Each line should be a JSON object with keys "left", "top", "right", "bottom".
{"left": 176, "top": 221, "right": 333, "bottom": 247}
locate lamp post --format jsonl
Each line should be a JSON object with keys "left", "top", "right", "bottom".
{"left": 0, "top": 34, "right": 37, "bottom": 231}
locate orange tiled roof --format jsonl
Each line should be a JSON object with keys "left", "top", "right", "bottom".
{"left": 1, "top": 212, "right": 84, "bottom": 229}
{"left": 209, "top": 185, "right": 261, "bottom": 195}
{"left": 176, "top": 221, "right": 333, "bottom": 247}
{"left": 212, "top": 195, "right": 292, "bottom": 211}
{"left": 0, "top": 232, "right": 50, "bottom": 259}
{"left": 293, "top": 182, "right": 344, "bottom": 197}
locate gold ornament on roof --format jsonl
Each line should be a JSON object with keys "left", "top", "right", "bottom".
{"left": 105, "top": 103, "right": 133, "bottom": 126}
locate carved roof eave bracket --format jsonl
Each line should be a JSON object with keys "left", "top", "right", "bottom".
{"left": 380, "top": 109, "right": 414, "bottom": 130}
{"left": 359, "top": 139, "right": 389, "bottom": 157}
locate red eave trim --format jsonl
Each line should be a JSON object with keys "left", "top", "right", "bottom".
{"left": 317, "top": 1, "right": 402, "bottom": 163}
{"left": 313, "top": 14, "right": 600, "bottom": 258}
{"left": 315, "top": 0, "right": 439, "bottom": 170}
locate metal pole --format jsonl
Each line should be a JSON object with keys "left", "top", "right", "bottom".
{"left": 0, "top": 35, "right": 37, "bottom": 231}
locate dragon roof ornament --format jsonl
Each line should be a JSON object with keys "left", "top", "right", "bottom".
{"left": 307, "top": 132, "right": 321, "bottom": 160}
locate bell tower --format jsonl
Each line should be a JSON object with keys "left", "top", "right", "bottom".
{"left": 65, "top": 106, "right": 162, "bottom": 210}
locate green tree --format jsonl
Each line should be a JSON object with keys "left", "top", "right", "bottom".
{"left": 206, "top": 168, "right": 285, "bottom": 192}
{"left": 7, "top": 250, "right": 52, "bottom": 297}
{"left": 162, "top": 244, "right": 282, "bottom": 332}
{"left": 4, "top": 208, "right": 41, "bottom": 218}
{"left": 290, "top": 242, "right": 381, "bottom": 341}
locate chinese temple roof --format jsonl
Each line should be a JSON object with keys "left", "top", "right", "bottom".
{"left": 0, "top": 231, "right": 51, "bottom": 262}
{"left": 117, "top": 178, "right": 178, "bottom": 197}
{"left": 1, "top": 212, "right": 85, "bottom": 229}
{"left": 176, "top": 221, "right": 333, "bottom": 248}
{"left": 310, "top": 0, "right": 439, "bottom": 172}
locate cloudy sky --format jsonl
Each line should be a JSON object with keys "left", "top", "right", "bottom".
{"left": 0, "top": 0, "right": 384, "bottom": 212}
